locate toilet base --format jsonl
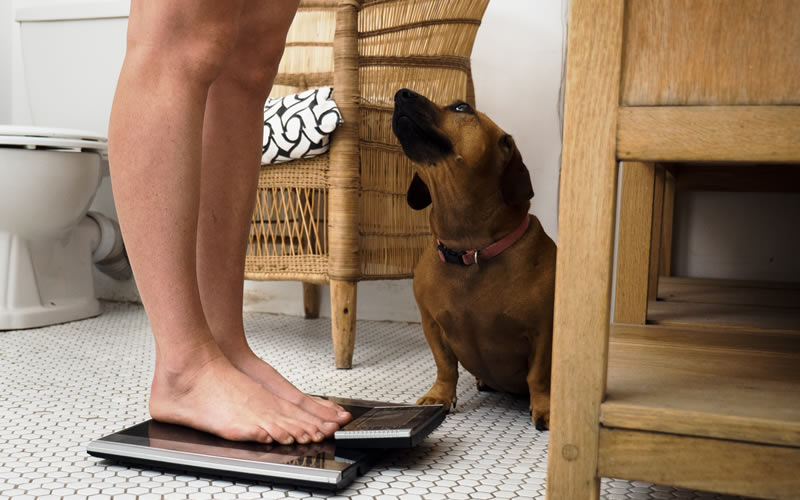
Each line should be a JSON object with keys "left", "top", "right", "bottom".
{"left": 0, "top": 297, "right": 101, "bottom": 330}
{"left": 0, "top": 220, "right": 102, "bottom": 330}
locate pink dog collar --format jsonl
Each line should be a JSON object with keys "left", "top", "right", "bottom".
{"left": 436, "top": 214, "right": 531, "bottom": 266}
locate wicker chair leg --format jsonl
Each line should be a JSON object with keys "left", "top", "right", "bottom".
{"left": 302, "top": 283, "right": 321, "bottom": 319}
{"left": 330, "top": 279, "right": 357, "bottom": 369}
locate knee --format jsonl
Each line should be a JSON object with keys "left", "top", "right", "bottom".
{"left": 181, "top": 31, "right": 241, "bottom": 84}
{"left": 219, "top": 42, "right": 286, "bottom": 99}
{"left": 127, "top": 23, "right": 240, "bottom": 85}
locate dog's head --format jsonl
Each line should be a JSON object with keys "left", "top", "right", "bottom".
{"left": 391, "top": 88, "right": 533, "bottom": 211}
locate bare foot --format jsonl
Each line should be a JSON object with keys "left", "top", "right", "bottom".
{"left": 226, "top": 349, "right": 352, "bottom": 428}
{"left": 149, "top": 344, "right": 340, "bottom": 444}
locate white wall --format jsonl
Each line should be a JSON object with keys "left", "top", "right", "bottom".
{"left": 672, "top": 191, "right": 800, "bottom": 281}
{"left": 4, "top": 0, "right": 568, "bottom": 322}
{"left": 242, "top": 0, "right": 568, "bottom": 321}
{"left": 0, "top": 0, "right": 12, "bottom": 123}
{"left": 2, "top": 0, "right": 797, "bottom": 325}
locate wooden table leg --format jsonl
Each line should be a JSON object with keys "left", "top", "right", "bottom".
{"left": 647, "top": 166, "right": 666, "bottom": 302}
{"left": 615, "top": 161, "right": 656, "bottom": 324}
{"left": 547, "top": 0, "right": 625, "bottom": 498}
{"left": 659, "top": 168, "right": 676, "bottom": 277}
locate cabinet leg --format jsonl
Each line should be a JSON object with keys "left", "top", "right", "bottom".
{"left": 615, "top": 161, "right": 656, "bottom": 324}
{"left": 660, "top": 168, "right": 676, "bottom": 277}
{"left": 547, "top": 0, "right": 625, "bottom": 498}
{"left": 647, "top": 166, "right": 666, "bottom": 301}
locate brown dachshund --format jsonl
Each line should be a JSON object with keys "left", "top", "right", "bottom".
{"left": 392, "top": 88, "right": 556, "bottom": 430}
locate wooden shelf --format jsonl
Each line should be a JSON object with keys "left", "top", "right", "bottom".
{"left": 603, "top": 323, "right": 800, "bottom": 447}
{"left": 600, "top": 322, "right": 800, "bottom": 498}
{"left": 647, "top": 277, "right": 800, "bottom": 333}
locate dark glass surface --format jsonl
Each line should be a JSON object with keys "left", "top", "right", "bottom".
{"left": 343, "top": 407, "right": 428, "bottom": 432}
{"left": 100, "top": 420, "right": 367, "bottom": 472}
{"left": 98, "top": 396, "right": 444, "bottom": 468}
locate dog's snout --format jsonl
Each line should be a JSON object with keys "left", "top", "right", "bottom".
{"left": 395, "top": 88, "right": 420, "bottom": 104}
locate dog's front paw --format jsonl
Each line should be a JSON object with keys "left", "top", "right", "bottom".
{"left": 417, "top": 394, "right": 456, "bottom": 411}
{"left": 530, "top": 392, "right": 550, "bottom": 431}
{"left": 417, "top": 385, "right": 457, "bottom": 411}
{"left": 531, "top": 409, "right": 550, "bottom": 431}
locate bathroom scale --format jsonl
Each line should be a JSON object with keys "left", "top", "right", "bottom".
{"left": 325, "top": 395, "right": 446, "bottom": 448}
{"left": 87, "top": 396, "right": 446, "bottom": 490}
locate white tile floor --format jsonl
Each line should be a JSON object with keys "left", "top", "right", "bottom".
{"left": 1, "top": 301, "right": 747, "bottom": 500}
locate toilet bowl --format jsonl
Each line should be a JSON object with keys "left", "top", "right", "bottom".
{"left": 4, "top": 2, "right": 133, "bottom": 330}
{"left": 0, "top": 125, "right": 130, "bottom": 329}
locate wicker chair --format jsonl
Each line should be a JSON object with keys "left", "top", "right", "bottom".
{"left": 246, "top": 0, "right": 490, "bottom": 368}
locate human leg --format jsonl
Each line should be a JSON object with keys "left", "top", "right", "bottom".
{"left": 195, "top": 0, "right": 350, "bottom": 427}
{"left": 108, "top": 0, "right": 335, "bottom": 444}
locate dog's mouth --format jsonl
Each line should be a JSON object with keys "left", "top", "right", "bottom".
{"left": 393, "top": 114, "right": 427, "bottom": 144}
{"left": 393, "top": 114, "right": 416, "bottom": 134}
{"left": 392, "top": 91, "right": 453, "bottom": 165}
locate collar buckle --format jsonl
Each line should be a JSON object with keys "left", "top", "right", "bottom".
{"left": 437, "top": 241, "right": 471, "bottom": 266}
{"left": 435, "top": 214, "right": 531, "bottom": 268}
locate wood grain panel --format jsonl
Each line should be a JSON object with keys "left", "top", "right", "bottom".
{"left": 656, "top": 276, "right": 800, "bottom": 309}
{"left": 621, "top": 0, "right": 800, "bottom": 106}
{"left": 647, "top": 300, "right": 800, "bottom": 333}
{"left": 614, "top": 162, "right": 655, "bottom": 324}
{"left": 603, "top": 324, "right": 800, "bottom": 447}
{"left": 647, "top": 167, "right": 665, "bottom": 300}
{"left": 617, "top": 106, "right": 800, "bottom": 163}
{"left": 598, "top": 428, "right": 800, "bottom": 499}
{"left": 659, "top": 168, "right": 675, "bottom": 276}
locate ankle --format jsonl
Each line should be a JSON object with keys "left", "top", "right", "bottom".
{"left": 220, "top": 342, "right": 259, "bottom": 368}
{"left": 154, "top": 338, "right": 223, "bottom": 379}
{"left": 209, "top": 333, "right": 255, "bottom": 365}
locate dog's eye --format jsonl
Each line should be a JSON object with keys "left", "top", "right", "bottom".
{"left": 454, "top": 102, "right": 472, "bottom": 113}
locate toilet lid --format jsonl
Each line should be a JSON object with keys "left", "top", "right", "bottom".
{"left": 0, "top": 125, "right": 107, "bottom": 152}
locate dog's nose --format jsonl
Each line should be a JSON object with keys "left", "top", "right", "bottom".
{"left": 395, "top": 88, "right": 420, "bottom": 104}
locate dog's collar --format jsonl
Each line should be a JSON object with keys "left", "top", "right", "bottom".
{"left": 436, "top": 214, "right": 531, "bottom": 266}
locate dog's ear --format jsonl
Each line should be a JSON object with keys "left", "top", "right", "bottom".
{"left": 407, "top": 173, "right": 432, "bottom": 210}
{"left": 500, "top": 135, "right": 534, "bottom": 205}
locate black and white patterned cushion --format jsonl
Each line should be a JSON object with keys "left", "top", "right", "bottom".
{"left": 261, "top": 86, "right": 343, "bottom": 165}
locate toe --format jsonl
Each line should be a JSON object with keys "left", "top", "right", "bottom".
{"left": 302, "top": 397, "right": 351, "bottom": 424}
{"left": 216, "top": 422, "right": 270, "bottom": 443}
{"left": 319, "top": 420, "right": 339, "bottom": 436}
{"left": 262, "top": 422, "right": 293, "bottom": 445}
{"left": 291, "top": 407, "right": 341, "bottom": 437}
{"left": 280, "top": 420, "right": 314, "bottom": 444}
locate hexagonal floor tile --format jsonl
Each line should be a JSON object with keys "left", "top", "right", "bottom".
{"left": 1, "top": 302, "right": 751, "bottom": 499}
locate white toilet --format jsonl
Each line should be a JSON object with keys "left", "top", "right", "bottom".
{"left": 1, "top": 2, "right": 132, "bottom": 329}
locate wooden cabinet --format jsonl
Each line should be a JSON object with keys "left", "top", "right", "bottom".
{"left": 547, "top": 1, "right": 800, "bottom": 498}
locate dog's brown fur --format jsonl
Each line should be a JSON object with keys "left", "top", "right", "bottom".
{"left": 392, "top": 89, "right": 556, "bottom": 429}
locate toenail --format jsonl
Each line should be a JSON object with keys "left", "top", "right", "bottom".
{"left": 315, "top": 432, "right": 325, "bottom": 441}
{"left": 338, "top": 411, "right": 350, "bottom": 418}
